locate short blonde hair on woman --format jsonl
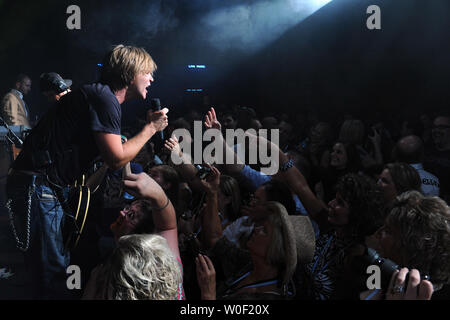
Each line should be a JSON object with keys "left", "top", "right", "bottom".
{"left": 102, "top": 234, "right": 181, "bottom": 300}
{"left": 100, "top": 44, "right": 157, "bottom": 91}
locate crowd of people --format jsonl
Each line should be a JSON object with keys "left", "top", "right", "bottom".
{"left": 1, "top": 44, "right": 450, "bottom": 300}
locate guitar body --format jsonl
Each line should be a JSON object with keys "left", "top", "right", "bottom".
{"left": 61, "top": 137, "right": 128, "bottom": 252}
{"left": 63, "top": 184, "right": 91, "bottom": 252}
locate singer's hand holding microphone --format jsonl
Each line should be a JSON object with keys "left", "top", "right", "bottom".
{"left": 147, "top": 107, "right": 169, "bottom": 132}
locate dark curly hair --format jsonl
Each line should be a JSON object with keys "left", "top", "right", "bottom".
{"left": 386, "top": 191, "right": 450, "bottom": 288}
{"left": 335, "top": 173, "right": 385, "bottom": 241}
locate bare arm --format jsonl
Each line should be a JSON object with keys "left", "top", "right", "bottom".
{"left": 198, "top": 164, "right": 223, "bottom": 249}
{"left": 204, "top": 107, "right": 244, "bottom": 175}
{"left": 251, "top": 132, "right": 330, "bottom": 228}
{"left": 123, "top": 172, "right": 180, "bottom": 259}
{"left": 164, "top": 135, "right": 205, "bottom": 193}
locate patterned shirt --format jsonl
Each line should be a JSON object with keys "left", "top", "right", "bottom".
{"left": 297, "top": 231, "right": 354, "bottom": 300}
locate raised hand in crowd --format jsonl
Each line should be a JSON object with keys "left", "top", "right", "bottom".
{"left": 204, "top": 107, "right": 222, "bottom": 131}
{"left": 367, "top": 126, "right": 383, "bottom": 165}
{"left": 199, "top": 163, "right": 221, "bottom": 195}
{"left": 197, "top": 164, "right": 223, "bottom": 249}
{"left": 368, "top": 127, "right": 381, "bottom": 147}
{"left": 165, "top": 135, "right": 183, "bottom": 158}
{"left": 195, "top": 254, "right": 217, "bottom": 300}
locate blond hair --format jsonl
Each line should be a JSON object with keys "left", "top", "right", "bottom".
{"left": 100, "top": 44, "right": 157, "bottom": 91}
{"left": 102, "top": 234, "right": 181, "bottom": 300}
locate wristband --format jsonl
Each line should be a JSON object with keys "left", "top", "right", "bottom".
{"left": 153, "top": 196, "right": 170, "bottom": 211}
{"left": 280, "top": 159, "right": 294, "bottom": 172}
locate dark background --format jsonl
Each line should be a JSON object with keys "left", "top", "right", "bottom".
{"left": 0, "top": 0, "right": 449, "bottom": 123}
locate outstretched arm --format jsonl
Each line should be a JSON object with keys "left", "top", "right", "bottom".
{"left": 198, "top": 164, "right": 223, "bottom": 249}
{"left": 94, "top": 108, "right": 169, "bottom": 170}
{"left": 249, "top": 132, "right": 330, "bottom": 228}
{"left": 123, "top": 172, "right": 180, "bottom": 259}
{"left": 204, "top": 107, "right": 245, "bottom": 175}
{"left": 164, "top": 135, "right": 205, "bottom": 193}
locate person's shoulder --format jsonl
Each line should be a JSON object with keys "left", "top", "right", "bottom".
{"left": 2, "top": 91, "right": 17, "bottom": 101}
{"left": 81, "top": 83, "right": 119, "bottom": 110}
{"left": 81, "top": 83, "right": 114, "bottom": 97}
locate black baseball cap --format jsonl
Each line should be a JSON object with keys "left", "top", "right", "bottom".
{"left": 40, "top": 72, "right": 72, "bottom": 94}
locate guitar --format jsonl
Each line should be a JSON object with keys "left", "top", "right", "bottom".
{"left": 62, "top": 162, "right": 108, "bottom": 252}
{"left": 62, "top": 136, "right": 131, "bottom": 252}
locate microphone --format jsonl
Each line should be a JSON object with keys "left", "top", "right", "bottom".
{"left": 150, "top": 98, "right": 164, "bottom": 141}
{"left": 150, "top": 98, "right": 164, "bottom": 152}
{"left": 151, "top": 98, "right": 161, "bottom": 111}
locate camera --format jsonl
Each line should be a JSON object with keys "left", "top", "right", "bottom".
{"left": 195, "top": 164, "right": 212, "bottom": 180}
{"left": 362, "top": 247, "right": 430, "bottom": 290}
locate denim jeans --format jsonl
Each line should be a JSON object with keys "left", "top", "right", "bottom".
{"left": 7, "top": 172, "right": 72, "bottom": 299}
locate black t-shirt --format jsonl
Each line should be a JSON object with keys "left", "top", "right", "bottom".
{"left": 13, "top": 83, "right": 121, "bottom": 185}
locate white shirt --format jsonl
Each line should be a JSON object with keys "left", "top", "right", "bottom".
{"left": 410, "top": 163, "right": 440, "bottom": 196}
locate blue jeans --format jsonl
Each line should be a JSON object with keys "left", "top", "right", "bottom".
{"left": 7, "top": 172, "right": 72, "bottom": 299}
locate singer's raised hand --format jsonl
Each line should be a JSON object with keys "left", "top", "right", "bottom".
{"left": 204, "top": 107, "right": 221, "bottom": 131}
{"left": 147, "top": 107, "right": 169, "bottom": 132}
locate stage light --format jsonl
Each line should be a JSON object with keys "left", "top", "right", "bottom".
{"left": 185, "top": 89, "right": 203, "bottom": 92}
{"left": 187, "top": 65, "right": 206, "bottom": 69}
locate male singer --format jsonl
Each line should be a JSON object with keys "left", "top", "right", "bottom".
{"left": 7, "top": 45, "right": 168, "bottom": 299}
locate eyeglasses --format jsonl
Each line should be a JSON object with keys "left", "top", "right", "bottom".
{"left": 122, "top": 205, "right": 137, "bottom": 220}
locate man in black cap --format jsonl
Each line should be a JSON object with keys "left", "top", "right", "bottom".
{"left": 40, "top": 72, "right": 72, "bottom": 103}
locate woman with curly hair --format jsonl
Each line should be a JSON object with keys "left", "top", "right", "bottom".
{"left": 293, "top": 173, "right": 385, "bottom": 300}
{"left": 371, "top": 191, "right": 450, "bottom": 299}
{"left": 91, "top": 234, "right": 182, "bottom": 300}
{"left": 250, "top": 132, "right": 386, "bottom": 299}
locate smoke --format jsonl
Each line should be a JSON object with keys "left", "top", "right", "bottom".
{"left": 69, "top": 0, "right": 180, "bottom": 56}
{"left": 196, "top": 0, "right": 330, "bottom": 53}
{"left": 137, "top": 1, "right": 180, "bottom": 42}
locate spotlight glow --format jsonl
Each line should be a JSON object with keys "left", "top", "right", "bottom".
{"left": 312, "top": 0, "right": 332, "bottom": 6}
{"left": 199, "top": 0, "right": 333, "bottom": 54}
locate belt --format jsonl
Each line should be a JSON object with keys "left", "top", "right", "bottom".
{"left": 8, "top": 168, "right": 45, "bottom": 177}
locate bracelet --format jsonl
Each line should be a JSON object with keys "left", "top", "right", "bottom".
{"left": 153, "top": 196, "right": 170, "bottom": 211}
{"left": 280, "top": 159, "right": 294, "bottom": 172}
